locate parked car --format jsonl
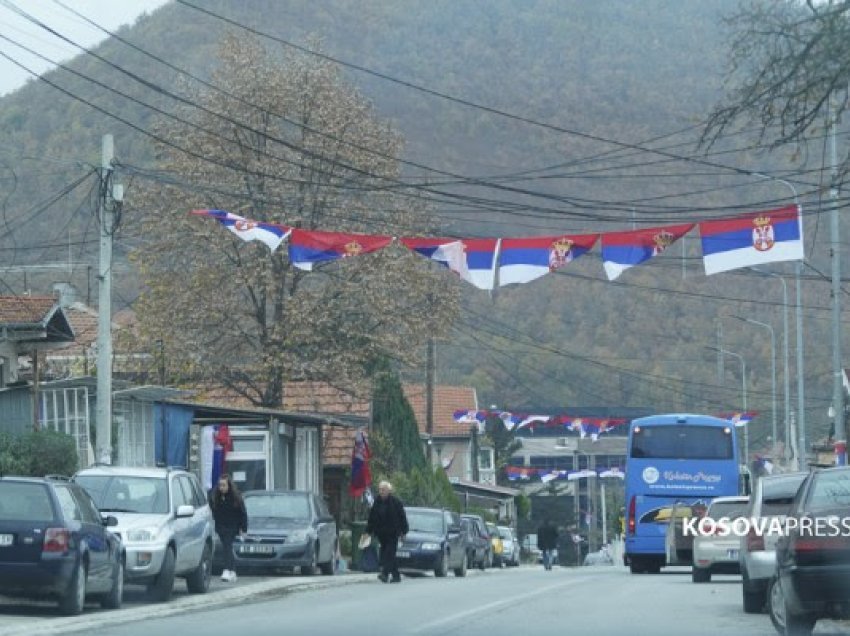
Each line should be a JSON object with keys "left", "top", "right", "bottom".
{"left": 497, "top": 526, "right": 520, "bottom": 566}
{"left": 73, "top": 466, "right": 213, "bottom": 602}
{"left": 395, "top": 507, "right": 467, "bottom": 577}
{"left": 692, "top": 495, "right": 749, "bottom": 583}
{"left": 769, "top": 466, "right": 850, "bottom": 635}
{"left": 522, "top": 533, "right": 542, "bottom": 563}
{"left": 213, "top": 490, "right": 337, "bottom": 575}
{"left": 0, "top": 475, "right": 123, "bottom": 615}
{"left": 739, "top": 471, "right": 807, "bottom": 614}
{"left": 460, "top": 514, "right": 491, "bottom": 569}
{"left": 486, "top": 522, "right": 504, "bottom": 567}
{"left": 584, "top": 546, "right": 615, "bottom": 566}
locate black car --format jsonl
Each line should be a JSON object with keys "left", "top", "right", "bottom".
{"left": 396, "top": 507, "right": 467, "bottom": 577}
{"left": 0, "top": 476, "right": 123, "bottom": 615}
{"left": 213, "top": 490, "right": 337, "bottom": 575}
{"left": 769, "top": 466, "right": 850, "bottom": 635}
{"left": 461, "top": 513, "right": 492, "bottom": 569}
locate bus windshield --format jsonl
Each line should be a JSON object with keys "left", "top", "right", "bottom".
{"left": 630, "top": 425, "right": 732, "bottom": 460}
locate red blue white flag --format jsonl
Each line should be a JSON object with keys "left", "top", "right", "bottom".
{"left": 400, "top": 237, "right": 500, "bottom": 290}
{"left": 349, "top": 429, "right": 372, "bottom": 497}
{"left": 699, "top": 205, "right": 803, "bottom": 275}
{"left": 288, "top": 229, "right": 393, "bottom": 271}
{"left": 498, "top": 234, "right": 598, "bottom": 286}
{"left": 191, "top": 209, "right": 290, "bottom": 252}
{"left": 601, "top": 223, "right": 693, "bottom": 280}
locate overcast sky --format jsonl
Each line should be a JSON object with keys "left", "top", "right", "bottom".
{"left": 0, "top": 0, "right": 171, "bottom": 96}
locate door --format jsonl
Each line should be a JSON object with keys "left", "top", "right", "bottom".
{"left": 69, "top": 485, "right": 114, "bottom": 591}
{"left": 313, "top": 495, "right": 336, "bottom": 563}
{"left": 170, "top": 475, "right": 193, "bottom": 572}
{"left": 226, "top": 431, "right": 269, "bottom": 492}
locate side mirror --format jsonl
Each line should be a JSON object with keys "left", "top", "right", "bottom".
{"left": 176, "top": 504, "right": 195, "bottom": 518}
{"left": 102, "top": 515, "right": 118, "bottom": 527}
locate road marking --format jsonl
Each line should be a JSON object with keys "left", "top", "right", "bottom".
{"left": 409, "top": 576, "right": 591, "bottom": 634}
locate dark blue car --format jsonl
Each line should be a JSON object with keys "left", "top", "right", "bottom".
{"left": 0, "top": 476, "right": 123, "bottom": 615}
{"left": 396, "top": 507, "right": 468, "bottom": 577}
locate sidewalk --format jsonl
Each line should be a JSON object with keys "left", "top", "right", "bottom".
{"left": 0, "top": 571, "right": 377, "bottom": 636}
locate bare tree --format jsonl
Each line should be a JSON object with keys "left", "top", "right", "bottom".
{"left": 702, "top": 0, "right": 850, "bottom": 169}
{"left": 126, "top": 34, "right": 459, "bottom": 406}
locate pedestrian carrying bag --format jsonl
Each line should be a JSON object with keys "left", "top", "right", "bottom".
{"left": 360, "top": 544, "right": 379, "bottom": 572}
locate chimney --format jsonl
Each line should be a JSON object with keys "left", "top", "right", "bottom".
{"left": 53, "top": 282, "right": 77, "bottom": 308}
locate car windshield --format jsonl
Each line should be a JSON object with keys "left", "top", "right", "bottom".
{"left": 245, "top": 494, "right": 311, "bottom": 520}
{"left": 499, "top": 528, "right": 513, "bottom": 539}
{"left": 707, "top": 500, "right": 748, "bottom": 519}
{"left": 0, "top": 482, "right": 54, "bottom": 522}
{"left": 807, "top": 470, "right": 850, "bottom": 511}
{"left": 406, "top": 510, "right": 444, "bottom": 534}
{"left": 75, "top": 475, "right": 169, "bottom": 514}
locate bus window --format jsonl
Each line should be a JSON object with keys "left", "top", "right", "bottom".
{"left": 630, "top": 425, "right": 732, "bottom": 460}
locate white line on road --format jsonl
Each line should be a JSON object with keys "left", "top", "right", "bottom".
{"left": 409, "top": 576, "right": 591, "bottom": 634}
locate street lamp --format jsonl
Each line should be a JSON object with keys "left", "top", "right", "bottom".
{"left": 732, "top": 315, "right": 776, "bottom": 449}
{"left": 748, "top": 268, "right": 790, "bottom": 460}
{"left": 748, "top": 173, "right": 806, "bottom": 468}
{"left": 706, "top": 346, "right": 748, "bottom": 464}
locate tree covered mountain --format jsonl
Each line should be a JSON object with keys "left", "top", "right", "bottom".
{"left": 0, "top": 0, "right": 839, "bottom": 452}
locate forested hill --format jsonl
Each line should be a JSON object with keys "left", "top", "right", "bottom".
{"left": 0, "top": 1, "right": 835, "bottom": 449}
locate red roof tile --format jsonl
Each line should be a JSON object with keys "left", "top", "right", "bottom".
{"left": 0, "top": 296, "right": 57, "bottom": 324}
{"left": 402, "top": 384, "right": 478, "bottom": 438}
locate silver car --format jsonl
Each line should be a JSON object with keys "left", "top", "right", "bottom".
{"left": 739, "top": 471, "right": 807, "bottom": 614}
{"left": 73, "top": 466, "right": 214, "bottom": 602}
{"left": 497, "top": 526, "right": 520, "bottom": 566}
{"left": 692, "top": 495, "right": 749, "bottom": 583}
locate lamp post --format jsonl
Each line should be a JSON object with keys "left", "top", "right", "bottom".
{"left": 748, "top": 269, "right": 790, "bottom": 461}
{"left": 707, "top": 346, "right": 748, "bottom": 464}
{"left": 732, "top": 316, "right": 777, "bottom": 449}
{"left": 748, "top": 173, "right": 806, "bottom": 468}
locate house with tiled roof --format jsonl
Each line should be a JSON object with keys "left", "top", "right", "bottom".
{"left": 402, "top": 383, "right": 495, "bottom": 484}
{"left": 0, "top": 294, "right": 75, "bottom": 387}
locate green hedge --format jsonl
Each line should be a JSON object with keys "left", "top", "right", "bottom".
{"left": 0, "top": 429, "right": 79, "bottom": 477}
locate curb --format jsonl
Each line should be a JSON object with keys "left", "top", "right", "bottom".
{"left": 0, "top": 573, "right": 377, "bottom": 636}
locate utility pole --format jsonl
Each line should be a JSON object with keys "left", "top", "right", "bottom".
{"left": 95, "top": 135, "right": 122, "bottom": 465}
{"left": 426, "top": 337, "right": 435, "bottom": 465}
{"left": 828, "top": 95, "right": 845, "bottom": 465}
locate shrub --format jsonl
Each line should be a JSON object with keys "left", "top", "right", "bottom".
{"left": 0, "top": 429, "right": 79, "bottom": 477}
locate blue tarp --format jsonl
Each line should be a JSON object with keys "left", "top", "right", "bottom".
{"left": 154, "top": 403, "right": 194, "bottom": 467}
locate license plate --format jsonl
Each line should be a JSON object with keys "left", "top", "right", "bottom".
{"left": 240, "top": 544, "right": 274, "bottom": 554}
{"left": 397, "top": 551, "right": 410, "bottom": 558}
{"left": 0, "top": 534, "right": 12, "bottom": 547}
{"left": 727, "top": 549, "right": 739, "bottom": 559}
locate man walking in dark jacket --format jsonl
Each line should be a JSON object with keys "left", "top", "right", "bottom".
{"left": 538, "top": 518, "right": 558, "bottom": 571}
{"left": 366, "top": 480, "right": 409, "bottom": 583}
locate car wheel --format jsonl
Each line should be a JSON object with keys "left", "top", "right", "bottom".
{"left": 147, "top": 547, "right": 176, "bottom": 603}
{"left": 691, "top": 566, "right": 710, "bottom": 583}
{"left": 58, "top": 560, "right": 87, "bottom": 616}
{"left": 769, "top": 576, "right": 816, "bottom": 636}
{"left": 101, "top": 558, "right": 124, "bottom": 609}
{"left": 434, "top": 550, "right": 448, "bottom": 578}
{"left": 454, "top": 550, "right": 467, "bottom": 577}
{"left": 186, "top": 543, "right": 212, "bottom": 594}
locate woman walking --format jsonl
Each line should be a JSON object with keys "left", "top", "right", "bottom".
{"left": 209, "top": 474, "right": 248, "bottom": 582}
{"left": 366, "top": 480, "right": 409, "bottom": 583}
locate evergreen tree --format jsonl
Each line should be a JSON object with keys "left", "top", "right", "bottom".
{"left": 371, "top": 358, "right": 427, "bottom": 475}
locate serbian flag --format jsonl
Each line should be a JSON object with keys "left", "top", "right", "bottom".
{"left": 498, "top": 234, "right": 598, "bottom": 286}
{"left": 699, "top": 205, "right": 803, "bottom": 275}
{"left": 211, "top": 425, "right": 232, "bottom": 487}
{"left": 349, "top": 429, "right": 372, "bottom": 497}
{"left": 288, "top": 229, "right": 392, "bottom": 271}
{"left": 400, "top": 237, "right": 499, "bottom": 290}
{"left": 601, "top": 223, "right": 693, "bottom": 281}
{"left": 191, "top": 209, "right": 291, "bottom": 252}
{"left": 719, "top": 411, "right": 757, "bottom": 427}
